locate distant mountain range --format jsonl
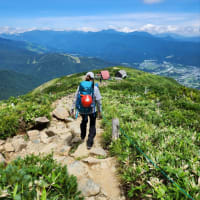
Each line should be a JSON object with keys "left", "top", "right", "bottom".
{"left": 0, "top": 37, "right": 112, "bottom": 100}
{"left": 0, "top": 30, "right": 200, "bottom": 99}
{"left": 1, "top": 29, "right": 200, "bottom": 67}
{"left": 155, "top": 33, "right": 200, "bottom": 43}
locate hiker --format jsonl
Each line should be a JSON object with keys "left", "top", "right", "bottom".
{"left": 100, "top": 75, "right": 102, "bottom": 83}
{"left": 71, "top": 72, "right": 102, "bottom": 149}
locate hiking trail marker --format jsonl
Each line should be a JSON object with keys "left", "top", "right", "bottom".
{"left": 112, "top": 118, "right": 120, "bottom": 140}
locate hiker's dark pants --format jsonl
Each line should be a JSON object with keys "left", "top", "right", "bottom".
{"left": 80, "top": 112, "right": 96, "bottom": 145}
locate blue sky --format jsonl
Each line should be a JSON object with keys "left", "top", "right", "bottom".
{"left": 0, "top": 0, "right": 200, "bottom": 36}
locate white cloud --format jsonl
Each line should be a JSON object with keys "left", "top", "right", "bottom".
{"left": 0, "top": 12, "right": 199, "bottom": 36}
{"left": 142, "top": 0, "right": 163, "bottom": 4}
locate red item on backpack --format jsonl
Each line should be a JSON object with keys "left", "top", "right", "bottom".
{"left": 81, "top": 95, "right": 93, "bottom": 107}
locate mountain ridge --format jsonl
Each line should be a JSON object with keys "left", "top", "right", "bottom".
{"left": 0, "top": 66, "right": 199, "bottom": 199}
{"left": 1, "top": 30, "right": 199, "bottom": 67}
{"left": 0, "top": 37, "right": 113, "bottom": 99}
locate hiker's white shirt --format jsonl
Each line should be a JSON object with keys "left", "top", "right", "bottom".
{"left": 72, "top": 85, "right": 102, "bottom": 113}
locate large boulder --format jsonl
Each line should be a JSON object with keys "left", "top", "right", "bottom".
{"left": 68, "top": 161, "right": 88, "bottom": 179}
{"left": 35, "top": 117, "right": 50, "bottom": 124}
{"left": 33, "top": 117, "right": 50, "bottom": 130}
{"left": 53, "top": 106, "right": 69, "bottom": 120}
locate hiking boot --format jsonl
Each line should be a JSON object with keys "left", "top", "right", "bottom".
{"left": 87, "top": 145, "right": 92, "bottom": 150}
{"left": 87, "top": 139, "right": 93, "bottom": 150}
{"left": 81, "top": 134, "right": 86, "bottom": 140}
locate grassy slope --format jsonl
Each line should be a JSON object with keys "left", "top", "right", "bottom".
{"left": 0, "top": 73, "right": 83, "bottom": 138}
{"left": 0, "top": 66, "right": 199, "bottom": 199}
{"left": 0, "top": 70, "right": 41, "bottom": 100}
{"left": 101, "top": 67, "right": 200, "bottom": 199}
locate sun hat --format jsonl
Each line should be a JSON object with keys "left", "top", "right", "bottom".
{"left": 86, "top": 72, "right": 94, "bottom": 79}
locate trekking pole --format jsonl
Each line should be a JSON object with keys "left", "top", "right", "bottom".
{"left": 75, "top": 110, "right": 79, "bottom": 119}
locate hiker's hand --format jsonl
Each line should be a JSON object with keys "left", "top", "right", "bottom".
{"left": 98, "top": 112, "right": 102, "bottom": 119}
{"left": 70, "top": 109, "right": 74, "bottom": 117}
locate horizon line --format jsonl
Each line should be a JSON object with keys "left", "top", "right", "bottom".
{"left": 1, "top": 27, "right": 200, "bottom": 37}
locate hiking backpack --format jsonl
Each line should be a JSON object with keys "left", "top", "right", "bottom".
{"left": 76, "top": 81, "right": 95, "bottom": 114}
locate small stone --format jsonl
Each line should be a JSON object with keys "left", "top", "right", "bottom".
{"left": 65, "top": 118, "right": 74, "bottom": 122}
{"left": 90, "top": 147, "right": 107, "bottom": 157}
{"left": 68, "top": 161, "right": 88, "bottom": 178}
{"left": 82, "top": 157, "right": 102, "bottom": 164}
{"left": 78, "top": 178, "right": 100, "bottom": 197}
{"left": 57, "top": 145, "right": 71, "bottom": 156}
{"left": 0, "top": 153, "right": 5, "bottom": 163}
{"left": 4, "top": 143, "right": 14, "bottom": 152}
{"left": 27, "top": 130, "right": 40, "bottom": 142}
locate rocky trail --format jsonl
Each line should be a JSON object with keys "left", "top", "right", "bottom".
{"left": 0, "top": 94, "right": 125, "bottom": 200}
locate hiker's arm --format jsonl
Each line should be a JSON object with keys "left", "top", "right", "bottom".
{"left": 94, "top": 86, "right": 102, "bottom": 116}
{"left": 96, "top": 99, "right": 102, "bottom": 113}
{"left": 71, "top": 86, "right": 79, "bottom": 111}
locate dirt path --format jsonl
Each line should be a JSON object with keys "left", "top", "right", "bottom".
{"left": 1, "top": 94, "right": 125, "bottom": 200}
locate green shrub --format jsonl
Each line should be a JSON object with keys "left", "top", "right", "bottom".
{"left": 0, "top": 154, "right": 83, "bottom": 200}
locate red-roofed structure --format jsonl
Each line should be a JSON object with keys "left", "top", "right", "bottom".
{"left": 101, "top": 70, "right": 110, "bottom": 80}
